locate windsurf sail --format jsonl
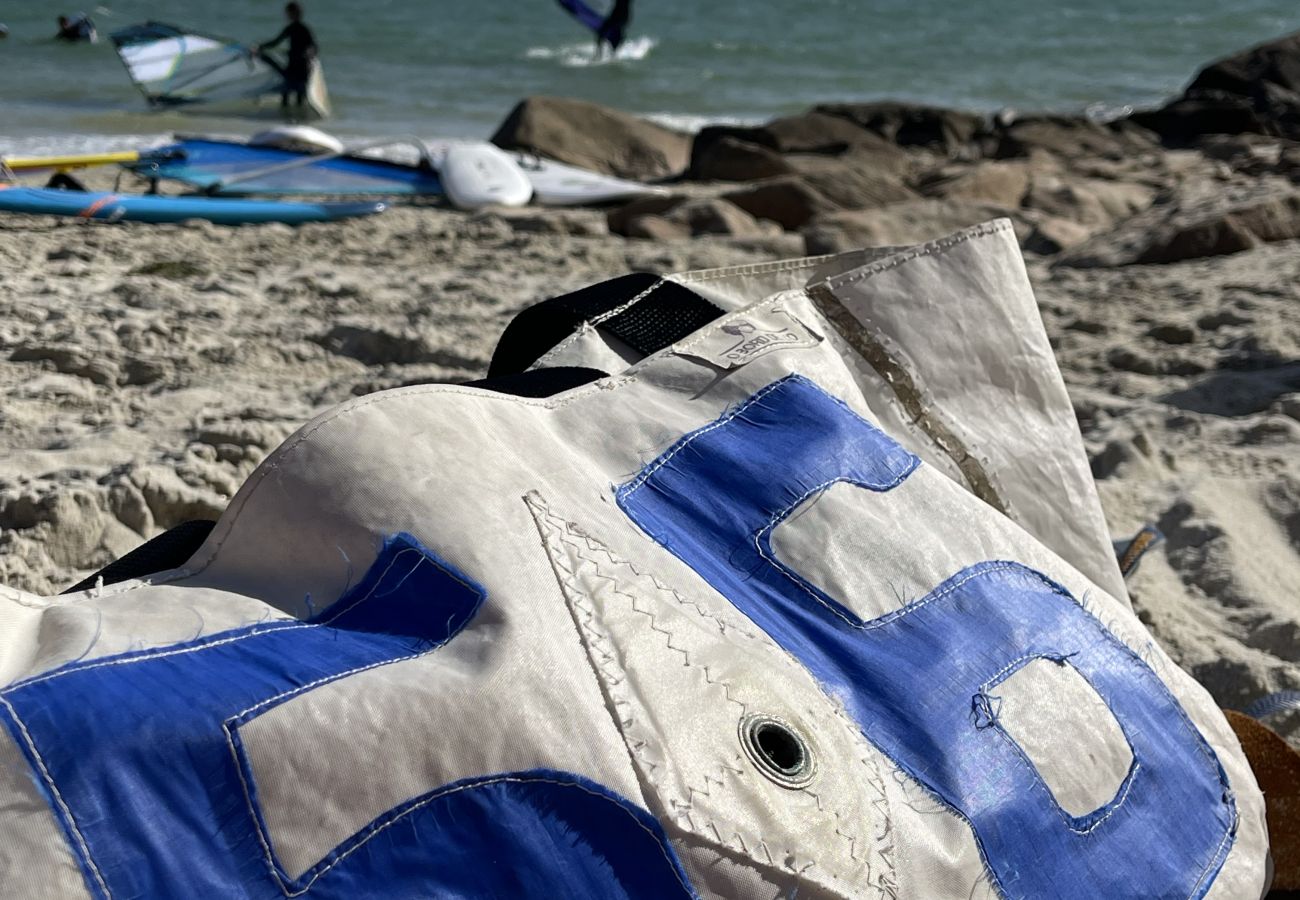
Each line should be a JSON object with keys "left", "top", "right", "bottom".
{"left": 554, "top": 0, "right": 607, "bottom": 34}
{"left": 127, "top": 138, "right": 443, "bottom": 197}
{"left": 110, "top": 21, "right": 282, "bottom": 108}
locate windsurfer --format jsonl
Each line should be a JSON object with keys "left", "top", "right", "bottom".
{"left": 596, "top": 0, "right": 631, "bottom": 57}
{"left": 254, "top": 2, "right": 318, "bottom": 111}
{"left": 55, "top": 13, "right": 97, "bottom": 43}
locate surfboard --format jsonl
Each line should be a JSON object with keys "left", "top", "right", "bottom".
{"left": 440, "top": 144, "right": 532, "bottom": 210}
{"left": 0, "top": 186, "right": 385, "bottom": 225}
{"left": 510, "top": 153, "right": 667, "bottom": 206}
{"left": 130, "top": 138, "right": 443, "bottom": 197}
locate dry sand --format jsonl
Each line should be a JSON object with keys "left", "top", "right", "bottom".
{"left": 0, "top": 186, "right": 1297, "bottom": 743}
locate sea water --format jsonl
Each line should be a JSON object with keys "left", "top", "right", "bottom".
{"left": 1, "top": 0, "right": 1298, "bottom": 154}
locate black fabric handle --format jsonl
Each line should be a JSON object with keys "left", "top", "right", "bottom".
{"left": 489, "top": 273, "right": 724, "bottom": 377}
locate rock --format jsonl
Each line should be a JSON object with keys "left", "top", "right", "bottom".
{"left": 781, "top": 153, "right": 917, "bottom": 208}
{"left": 624, "top": 215, "right": 691, "bottom": 241}
{"left": 607, "top": 194, "right": 689, "bottom": 234}
{"left": 720, "top": 177, "right": 838, "bottom": 230}
{"left": 664, "top": 199, "right": 775, "bottom": 238}
{"left": 1186, "top": 30, "right": 1300, "bottom": 100}
{"left": 1023, "top": 174, "right": 1156, "bottom": 229}
{"left": 802, "top": 201, "right": 1017, "bottom": 254}
{"left": 1131, "top": 97, "right": 1274, "bottom": 143}
{"left": 996, "top": 115, "right": 1158, "bottom": 160}
{"left": 694, "top": 111, "right": 903, "bottom": 156}
{"left": 1057, "top": 189, "right": 1300, "bottom": 266}
{"left": 813, "top": 101, "right": 985, "bottom": 156}
{"left": 491, "top": 96, "right": 690, "bottom": 180}
{"left": 1022, "top": 217, "right": 1092, "bottom": 255}
{"left": 919, "top": 160, "right": 1031, "bottom": 207}
{"left": 689, "top": 137, "right": 795, "bottom": 181}
{"left": 1131, "top": 31, "right": 1300, "bottom": 142}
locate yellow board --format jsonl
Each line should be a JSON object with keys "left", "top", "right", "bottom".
{"left": 1, "top": 151, "right": 143, "bottom": 173}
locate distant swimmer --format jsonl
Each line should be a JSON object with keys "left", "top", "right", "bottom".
{"left": 55, "top": 13, "right": 97, "bottom": 43}
{"left": 254, "top": 2, "right": 318, "bottom": 112}
{"left": 596, "top": 0, "right": 632, "bottom": 56}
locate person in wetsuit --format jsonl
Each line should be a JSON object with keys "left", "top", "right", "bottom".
{"left": 255, "top": 2, "right": 318, "bottom": 110}
{"left": 55, "top": 13, "right": 96, "bottom": 43}
{"left": 596, "top": 0, "right": 631, "bottom": 56}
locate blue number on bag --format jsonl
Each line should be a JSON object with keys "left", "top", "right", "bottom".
{"left": 0, "top": 534, "right": 694, "bottom": 899}
{"left": 617, "top": 374, "right": 1236, "bottom": 899}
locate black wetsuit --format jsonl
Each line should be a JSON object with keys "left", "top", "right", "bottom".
{"left": 599, "top": 0, "right": 631, "bottom": 51}
{"left": 262, "top": 21, "right": 317, "bottom": 105}
{"left": 55, "top": 15, "right": 95, "bottom": 42}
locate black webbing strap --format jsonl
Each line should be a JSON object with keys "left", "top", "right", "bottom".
{"left": 488, "top": 273, "right": 724, "bottom": 377}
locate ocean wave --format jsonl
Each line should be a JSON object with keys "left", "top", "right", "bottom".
{"left": 640, "top": 111, "right": 766, "bottom": 134}
{"left": 524, "top": 36, "right": 656, "bottom": 68}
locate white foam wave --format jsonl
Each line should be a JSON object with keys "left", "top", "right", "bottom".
{"left": 524, "top": 36, "right": 656, "bottom": 68}
{"left": 641, "top": 112, "right": 766, "bottom": 134}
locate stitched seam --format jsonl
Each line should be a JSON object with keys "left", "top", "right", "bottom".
{"left": 671, "top": 296, "right": 808, "bottom": 354}
{"left": 820, "top": 221, "right": 1012, "bottom": 292}
{"left": 756, "top": 473, "right": 918, "bottom": 629}
{"left": 0, "top": 696, "right": 113, "bottom": 899}
{"left": 617, "top": 374, "right": 822, "bottom": 500}
{"left": 297, "top": 774, "right": 692, "bottom": 897}
{"left": 5, "top": 621, "right": 308, "bottom": 691}
{"left": 541, "top": 504, "right": 893, "bottom": 890}
{"left": 977, "top": 652, "right": 1142, "bottom": 835}
{"left": 588, "top": 279, "right": 664, "bottom": 326}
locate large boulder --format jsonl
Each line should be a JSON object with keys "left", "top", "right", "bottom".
{"left": 781, "top": 152, "right": 918, "bottom": 208}
{"left": 1022, "top": 172, "right": 1156, "bottom": 229}
{"left": 690, "top": 112, "right": 911, "bottom": 178}
{"left": 491, "top": 96, "right": 690, "bottom": 180}
{"left": 996, "top": 114, "right": 1159, "bottom": 160}
{"left": 1186, "top": 30, "right": 1300, "bottom": 99}
{"left": 1131, "top": 31, "right": 1300, "bottom": 141}
{"left": 919, "top": 160, "right": 1032, "bottom": 208}
{"left": 689, "top": 137, "right": 796, "bottom": 181}
{"left": 720, "top": 177, "right": 838, "bottom": 230}
{"left": 607, "top": 194, "right": 689, "bottom": 234}
{"left": 664, "top": 198, "right": 778, "bottom": 238}
{"left": 1056, "top": 187, "right": 1300, "bottom": 266}
{"left": 814, "top": 101, "right": 985, "bottom": 156}
{"left": 802, "top": 201, "right": 1018, "bottom": 254}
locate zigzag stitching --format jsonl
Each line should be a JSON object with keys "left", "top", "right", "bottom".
{"left": 549, "top": 515, "right": 822, "bottom": 879}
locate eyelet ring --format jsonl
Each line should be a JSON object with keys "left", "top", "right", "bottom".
{"left": 739, "top": 713, "right": 816, "bottom": 789}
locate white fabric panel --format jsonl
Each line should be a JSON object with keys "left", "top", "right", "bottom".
{"left": 768, "top": 469, "right": 1101, "bottom": 619}
{"left": 995, "top": 658, "right": 1133, "bottom": 818}
{"left": 0, "top": 732, "right": 91, "bottom": 900}
{"left": 2, "top": 581, "right": 292, "bottom": 685}
{"left": 238, "top": 541, "right": 643, "bottom": 880}
{"left": 529, "top": 494, "right": 899, "bottom": 898}
{"left": 814, "top": 222, "right": 1126, "bottom": 601}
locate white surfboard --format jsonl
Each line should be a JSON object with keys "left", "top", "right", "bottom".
{"left": 440, "top": 144, "right": 532, "bottom": 210}
{"left": 511, "top": 152, "right": 668, "bottom": 207}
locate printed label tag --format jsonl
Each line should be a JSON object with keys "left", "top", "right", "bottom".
{"left": 677, "top": 306, "right": 821, "bottom": 370}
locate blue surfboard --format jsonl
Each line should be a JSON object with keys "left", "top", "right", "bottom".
{"left": 131, "top": 139, "right": 444, "bottom": 197}
{"left": 0, "top": 186, "right": 385, "bottom": 225}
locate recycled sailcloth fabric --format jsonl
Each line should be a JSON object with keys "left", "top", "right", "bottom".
{"left": 0, "top": 220, "right": 1268, "bottom": 898}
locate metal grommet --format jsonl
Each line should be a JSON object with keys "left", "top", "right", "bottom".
{"left": 739, "top": 713, "right": 816, "bottom": 789}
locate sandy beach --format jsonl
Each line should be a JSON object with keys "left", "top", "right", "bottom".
{"left": 5, "top": 10, "right": 1300, "bottom": 892}
{"left": 3, "top": 153, "right": 1298, "bottom": 733}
